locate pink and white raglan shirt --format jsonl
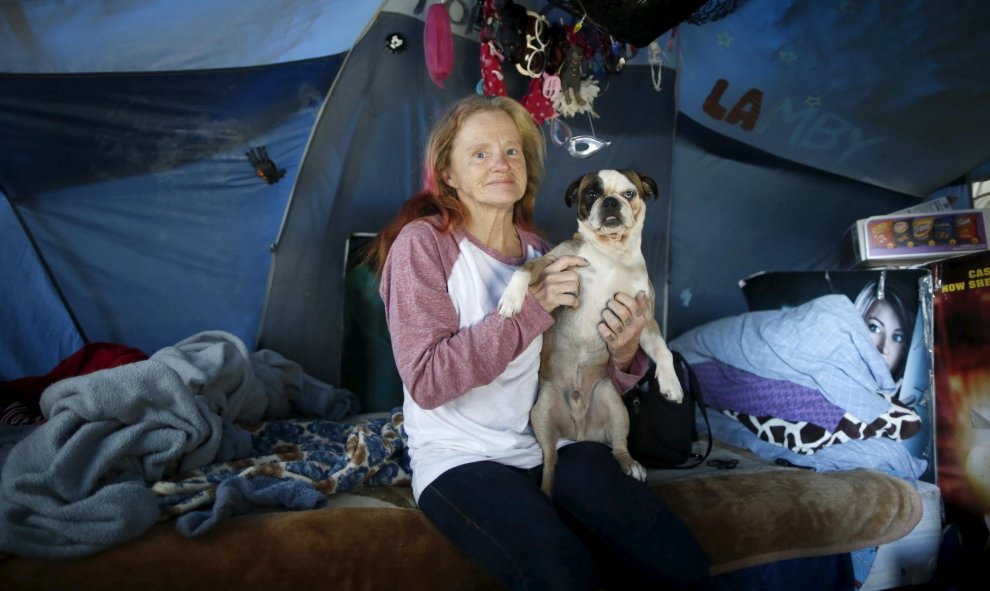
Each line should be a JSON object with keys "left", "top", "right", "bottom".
{"left": 380, "top": 215, "right": 645, "bottom": 501}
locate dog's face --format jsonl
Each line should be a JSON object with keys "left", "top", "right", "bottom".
{"left": 565, "top": 170, "right": 658, "bottom": 240}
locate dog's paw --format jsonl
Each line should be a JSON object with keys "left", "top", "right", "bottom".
{"left": 497, "top": 271, "right": 530, "bottom": 318}
{"left": 497, "top": 293, "right": 525, "bottom": 318}
{"left": 623, "top": 459, "right": 647, "bottom": 482}
{"left": 655, "top": 365, "right": 684, "bottom": 403}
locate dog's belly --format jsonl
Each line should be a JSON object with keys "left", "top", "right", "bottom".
{"left": 540, "top": 256, "right": 648, "bottom": 385}
{"left": 539, "top": 322, "right": 604, "bottom": 406}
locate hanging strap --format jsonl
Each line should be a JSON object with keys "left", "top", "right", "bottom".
{"left": 670, "top": 350, "right": 713, "bottom": 469}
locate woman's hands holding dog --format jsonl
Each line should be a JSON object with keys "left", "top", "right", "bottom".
{"left": 529, "top": 255, "right": 588, "bottom": 313}
{"left": 528, "top": 259, "right": 647, "bottom": 372}
{"left": 599, "top": 291, "right": 649, "bottom": 372}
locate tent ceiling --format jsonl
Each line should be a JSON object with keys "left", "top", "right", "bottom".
{"left": 0, "top": 0, "right": 379, "bottom": 73}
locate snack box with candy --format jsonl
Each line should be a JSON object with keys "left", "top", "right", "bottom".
{"left": 842, "top": 208, "right": 990, "bottom": 268}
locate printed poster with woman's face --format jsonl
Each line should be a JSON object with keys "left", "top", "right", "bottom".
{"left": 738, "top": 268, "right": 936, "bottom": 484}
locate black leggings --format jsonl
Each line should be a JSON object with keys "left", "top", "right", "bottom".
{"left": 418, "top": 441, "right": 712, "bottom": 591}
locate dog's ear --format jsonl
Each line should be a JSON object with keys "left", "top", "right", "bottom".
{"left": 625, "top": 170, "right": 659, "bottom": 200}
{"left": 641, "top": 174, "right": 658, "bottom": 199}
{"left": 564, "top": 177, "right": 582, "bottom": 208}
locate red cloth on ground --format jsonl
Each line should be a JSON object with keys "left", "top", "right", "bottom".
{"left": 0, "top": 343, "right": 148, "bottom": 425}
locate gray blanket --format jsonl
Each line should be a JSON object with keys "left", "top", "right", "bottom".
{"left": 0, "top": 331, "right": 359, "bottom": 558}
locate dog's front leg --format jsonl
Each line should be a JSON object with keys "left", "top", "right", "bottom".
{"left": 639, "top": 320, "right": 684, "bottom": 403}
{"left": 497, "top": 256, "right": 555, "bottom": 318}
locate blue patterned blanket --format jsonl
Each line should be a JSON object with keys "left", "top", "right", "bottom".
{"left": 153, "top": 410, "right": 411, "bottom": 537}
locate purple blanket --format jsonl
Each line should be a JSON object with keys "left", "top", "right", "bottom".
{"left": 693, "top": 361, "right": 845, "bottom": 431}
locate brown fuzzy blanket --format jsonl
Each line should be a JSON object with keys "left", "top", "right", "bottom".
{"left": 658, "top": 467, "right": 922, "bottom": 574}
{"left": 0, "top": 464, "right": 921, "bottom": 590}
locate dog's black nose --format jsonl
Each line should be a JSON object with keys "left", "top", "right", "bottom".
{"left": 602, "top": 196, "right": 619, "bottom": 209}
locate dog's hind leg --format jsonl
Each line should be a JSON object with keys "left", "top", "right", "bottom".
{"left": 593, "top": 379, "right": 646, "bottom": 482}
{"left": 531, "top": 383, "right": 564, "bottom": 495}
{"left": 639, "top": 319, "right": 684, "bottom": 403}
{"left": 537, "top": 434, "right": 559, "bottom": 496}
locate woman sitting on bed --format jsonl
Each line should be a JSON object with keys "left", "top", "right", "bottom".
{"left": 366, "top": 95, "right": 711, "bottom": 591}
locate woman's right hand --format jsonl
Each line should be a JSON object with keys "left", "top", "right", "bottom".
{"left": 528, "top": 255, "right": 588, "bottom": 313}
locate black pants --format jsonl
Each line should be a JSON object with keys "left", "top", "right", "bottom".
{"left": 418, "top": 441, "right": 712, "bottom": 591}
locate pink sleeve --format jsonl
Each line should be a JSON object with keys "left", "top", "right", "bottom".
{"left": 380, "top": 223, "right": 554, "bottom": 409}
{"left": 608, "top": 349, "right": 650, "bottom": 394}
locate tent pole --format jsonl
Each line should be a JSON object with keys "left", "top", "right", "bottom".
{"left": 2, "top": 188, "right": 89, "bottom": 344}
{"left": 661, "top": 34, "right": 683, "bottom": 339}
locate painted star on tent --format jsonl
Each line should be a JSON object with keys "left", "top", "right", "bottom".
{"left": 804, "top": 95, "right": 823, "bottom": 109}
{"left": 716, "top": 31, "right": 733, "bottom": 48}
{"left": 778, "top": 50, "right": 798, "bottom": 64}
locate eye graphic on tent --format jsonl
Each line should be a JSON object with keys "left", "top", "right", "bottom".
{"left": 550, "top": 116, "right": 610, "bottom": 159}
{"left": 246, "top": 146, "right": 286, "bottom": 185}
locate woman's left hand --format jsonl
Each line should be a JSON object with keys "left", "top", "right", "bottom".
{"left": 598, "top": 290, "right": 649, "bottom": 372}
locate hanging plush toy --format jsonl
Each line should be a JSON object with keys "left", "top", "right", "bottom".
{"left": 246, "top": 146, "right": 285, "bottom": 185}
{"left": 553, "top": 44, "right": 600, "bottom": 118}
{"left": 558, "top": 45, "right": 587, "bottom": 104}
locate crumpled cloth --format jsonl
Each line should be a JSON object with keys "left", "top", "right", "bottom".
{"left": 424, "top": 3, "right": 454, "bottom": 88}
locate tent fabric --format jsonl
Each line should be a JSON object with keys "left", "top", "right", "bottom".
{"left": 670, "top": 0, "right": 990, "bottom": 196}
{"left": 257, "top": 10, "right": 679, "bottom": 385}
{"left": 0, "top": 0, "right": 380, "bottom": 73}
{"left": 2, "top": 0, "right": 990, "bottom": 385}
{"left": 1, "top": 196, "right": 85, "bottom": 379}
{"left": 666, "top": 114, "right": 913, "bottom": 337}
{"left": 1, "top": 58, "right": 341, "bottom": 379}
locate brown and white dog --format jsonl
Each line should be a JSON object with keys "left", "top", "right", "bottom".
{"left": 498, "top": 169, "right": 683, "bottom": 495}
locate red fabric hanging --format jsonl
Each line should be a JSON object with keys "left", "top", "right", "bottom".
{"left": 424, "top": 3, "right": 454, "bottom": 88}
{"left": 521, "top": 76, "right": 556, "bottom": 126}
{"left": 480, "top": 41, "right": 507, "bottom": 96}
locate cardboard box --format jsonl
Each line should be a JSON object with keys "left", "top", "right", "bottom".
{"left": 929, "top": 252, "right": 990, "bottom": 588}
{"left": 842, "top": 208, "right": 989, "bottom": 268}
{"left": 930, "top": 250, "right": 990, "bottom": 543}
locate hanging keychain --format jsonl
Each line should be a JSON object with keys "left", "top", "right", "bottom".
{"left": 649, "top": 41, "right": 663, "bottom": 91}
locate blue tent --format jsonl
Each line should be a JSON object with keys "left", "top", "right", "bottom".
{"left": 3, "top": 0, "right": 989, "bottom": 387}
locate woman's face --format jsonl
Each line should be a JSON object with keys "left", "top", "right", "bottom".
{"left": 865, "top": 300, "right": 907, "bottom": 372}
{"left": 444, "top": 110, "right": 527, "bottom": 216}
